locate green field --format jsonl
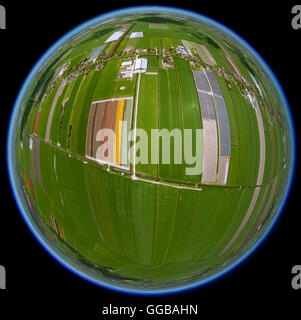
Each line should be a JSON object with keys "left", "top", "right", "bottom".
{"left": 158, "top": 68, "right": 182, "bottom": 182}
{"left": 174, "top": 58, "right": 202, "bottom": 184}
{"left": 93, "top": 60, "right": 121, "bottom": 100}
{"left": 14, "top": 12, "right": 292, "bottom": 290}
{"left": 135, "top": 74, "right": 159, "bottom": 177}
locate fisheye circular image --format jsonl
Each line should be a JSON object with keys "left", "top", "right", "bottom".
{"left": 7, "top": 6, "right": 295, "bottom": 294}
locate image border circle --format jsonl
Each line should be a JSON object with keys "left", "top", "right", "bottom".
{"left": 7, "top": 5, "right": 296, "bottom": 295}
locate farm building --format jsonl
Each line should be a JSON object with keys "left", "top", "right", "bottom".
{"left": 133, "top": 58, "right": 147, "bottom": 73}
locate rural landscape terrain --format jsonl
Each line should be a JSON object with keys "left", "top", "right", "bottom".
{"left": 11, "top": 10, "right": 292, "bottom": 291}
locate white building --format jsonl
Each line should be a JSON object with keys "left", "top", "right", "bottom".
{"left": 133, "top": 58, "right": 147, "bottom": 73}
{"left": 176, "top": 45, "right": 191, "bottom": 56}
{"left": 119, "top": 71, "right": 133, "bottom": 79}
{"left": 121, "top": 61, "right": 133, "bottom": 67}
{"left": 130, "top": 32, "right": 144, "bottom": 38}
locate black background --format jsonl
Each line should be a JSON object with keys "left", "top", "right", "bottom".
{"left": 0, "top": 0, "right": 300, "bottom": 317}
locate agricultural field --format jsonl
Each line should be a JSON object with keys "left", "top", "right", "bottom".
{"left": 13, "top": 11, "right": 292, "bottom": 291}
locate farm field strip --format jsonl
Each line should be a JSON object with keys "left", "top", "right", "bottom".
{"left": 132, "top": 72, "right": 141, "bottom": 178}
{"left": 224, "top": 55, "right": 241, "bottom": 78}
{"left": 59, "top": 75, "right": 84, "bottom": 149}
{"left": 218, "top": 94, "right": 266, "bottom": 256}
{"left": 194, "top": 68, "right": 232, "bottom": 185}
{"left": 30, "top": 135, "right": 44, "bottom": 190}
{"left": 182, "top": 40, "right": 216, "bottom": 65}
{"left": 201, "top": 119, "right": 218, "bottom": 183}
{"left": 45, "top": 80, "right": 67, "bottom": 142}
{"left": 36, "top": 85, "right": 60, "bottom": 139}
{"left": 48, "top": 83, "right": 70, "bottom": 144}
{"left": 135, "top": 73, "right": 158, "bottom": 178}
{"left": 192, "top": 69, "right": 218, "bottom": 183}
{"left": 174, "top": 58, "right": 202, "bottom": 184}
{"left": 149, "top": 23, "right": 169, "bottom": 29}
{"left": 194, "top": 43, "right": 216, "bottom": 66}
{"left": 235, "top": 86, "right": 261, "bottom": 185}
{"left": 85, "top": 97, "right": 133, "bottom": 170}
{"left": 93, "top": 59, "right": 121, "bottom": 101}
{"left": 227, "top": 86, "right": 249, "bottom": 185}
{"left": 67, "top": 71, "right": 96, "bottom": 154}
{"left": 158, "top": 68, "right": 182, "bottom": 182}
{"left": 73, "top": 71, "right": 102, "bottom": 156}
